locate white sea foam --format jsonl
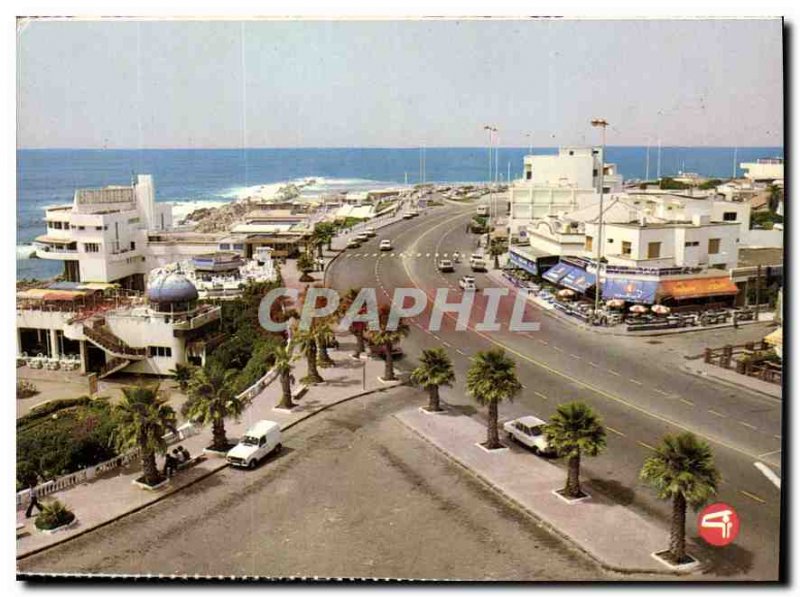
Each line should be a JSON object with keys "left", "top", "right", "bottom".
{"left": 17, "top": 244, "right": 37, "bottom": 259}
{"left": 169, "top": 200, "right": 230, "bottom": 222}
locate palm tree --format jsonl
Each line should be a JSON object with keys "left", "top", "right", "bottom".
{"left": 337, "top": 288, "right": 367, "bottom": 358}
{"left": 410, "top": 348, "right": 455, "bottom": 412}
{"left": 488, "top": 237, "right": 506, "bottom": 269}
{"left": 269, "top": 342, "right": 297, "bottom": 410}
{"left": 466, "top": 349, "right": 522, "bottom": 449}
{"left": 169, "top": 363, "right": 195, "bottom": 392}
{"left": 292, "top": 321, "right": 324, "bottom": 384}
{"left": 314, "top": 222, "right": 336, "bottom": 253}
{"left": 640, "top": 432, "right": 720, "bottom": 564}
{"left": 364, "top": 304, "right": 410, "bottom": 381}
{"left": 111, "top": 385, "right": 177, "bottom": 486}
{"left": 315, "top": 318, "right": 336, "bottom": 368}
{"left": 544, "top": 402, "right": 607, "bottom": 499}
{"left": 185, "top": 362, "right": 243, "bottom": 452}
{"left": 297, "top": 252, "right": 316, "bottom": 282}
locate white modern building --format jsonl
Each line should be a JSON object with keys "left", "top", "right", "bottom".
{"left": 17, "top": 272, "right": 221, "bottom": 378}
{"left": 508, "top": 146, "right": 623, "bottom": 237}
{"left": 740, "top": 158, "right": 784, "bottom": 183}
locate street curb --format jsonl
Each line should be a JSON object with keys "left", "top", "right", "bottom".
{"left": 680, "top": 363, "right": 782, "bottom": 402}
{"left": 393, "top": 413, "right": 691, "bottom": 577}
{"left": 16, "top": 381, "right": 406, "bottom": 562}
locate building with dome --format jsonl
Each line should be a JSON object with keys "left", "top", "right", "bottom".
{"left": 17, "top": 273, "right": 221, "bottom": 378}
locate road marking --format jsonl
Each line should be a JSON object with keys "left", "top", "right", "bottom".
{"left": 739, "top": 489, "right": 766, "bottom": 504}
{"left": 773, "top": 434, "right": 782, "bottom": 441}
{"left": 654, "top": 388, "right": 669, "bottom": 396}
{"left": 739, "top": 421, "right": 758, "bottom": 431}
{"left": 570, "top": 354, "right": 582, "bottom": 360}
{"left": 391, "top": 253, "right": 396, "bottom": 257}
{"left": 442, "top": 341, "right": 451, "bottom": 348}
{"left": 372, "top": 253, "right": 378, "bottom": 257}
{"left": 754, "top": 462, "right": 781, "bottom": 489}
{"left": 756, "top": 448, "right": 781, "bottom": 459}
{"left": 606, "top": 426, "right": 626, "bottom": 437}
{"left": 708, "top": 409, "right": 727, "bottom": 418}
{"left": 552, "top": 346, "right": 564, "bottom": 353}
{"left": 534, "top": 391, "right": 549, "bottom": 401}
{"left": 521, "top": 384, "right": 527, "bottom": 389}
{"left": 539, "top": 340, "right": 549, "bottom": 346}
{"left": 417, "top": 253, "right": 422, "bottom": 257}
{"left": 588, "top": 362, "right": 599, "bottom": 368}
{"left": 607, "top": 370, "right": 621, "bottom": 377}
{"left": 629, "top": 379, "right": 643, "bottom": 386}
{"left": 679, "top": 398, "right": 695, "bottom": 407}
{"left": 638, "top": 441, "right": 656, "bottom": 451}
{"left": 425, "top": 253, "right": 430, "bottom": 257}
{"left": 432, "top": 334, "right": 440, "bottom": 341}
{"left": 392, "top": 207, "right": 778, "bottom": 466}
{"left": 456, "top": 349, "right": 466, "bottom": 356}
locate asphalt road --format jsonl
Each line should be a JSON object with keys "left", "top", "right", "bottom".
{"left": 18, "top": 388, "right": 611, "bottom": 581}
{"left": 326, "top": 200, "right": 784, "bottom": 580}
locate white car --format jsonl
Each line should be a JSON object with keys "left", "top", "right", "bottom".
{"left": 470, "top": 258, "right": 487, "bottom": 272}
{"left": 437, "top": 259, "right": 454, "bottom": 272}
{"left": 458, "top": 275, "right": 476, "bottom": 290}
{"left": 346, "top": 238, "right": 361, "bottom": 249}
{"left": 364, "top": 227, "right": 377, "bottom": 237}
{"left": 379, "top": 239, "right": 393, "bottom": 251}
{"left": 355, "top": 232, "right": 370, "bottom": 242}
{"left": 226, "top": 420, "right": 282, "bottom": 469}
{"left": 503, "top": 416, "right": 554, "bottom": 456}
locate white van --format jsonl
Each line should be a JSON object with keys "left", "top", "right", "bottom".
{"left": 226, "top": 420, "right": 282, "bottom": 469}
{"left": 476, "top": 205, "right": 489, "bottom": 217}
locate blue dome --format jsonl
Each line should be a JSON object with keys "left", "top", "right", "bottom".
{"left": 147, "top": 272, "right": 198, "bottom": 303}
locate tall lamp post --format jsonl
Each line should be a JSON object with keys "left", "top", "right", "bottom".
{"left": 483, "top": 125, "right": 497, "bottom": 229}
{"left": 590, "top": 118, "right": 609, "bottom": 324}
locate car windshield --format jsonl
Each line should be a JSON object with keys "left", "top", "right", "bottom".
{"left": 530, "top": 426, "right": 543, "bottom": 436}
{"left": 241, "top": 435, "right": 260, "bottom": 446}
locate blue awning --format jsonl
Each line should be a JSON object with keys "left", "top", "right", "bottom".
{"left": 542, "top": 262, "right": 571, "bottom": 283}
{"left": 48, "top": 281, "right": 82, "bottom": 290}
{"left": 602, "top": 278, "right": 659, "bottom": 304}
{"left": 508, "top": 250, "right": 537, "bottom": 275}
{"left": 561, "top": 267, "right": 596, "bottom": 292}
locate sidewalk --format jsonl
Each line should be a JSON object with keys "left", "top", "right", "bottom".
{"left": 681, "top": 359, "right": 782, "bottom": 400}
{"left": 395, "top": 407, "right": 689, "bottom": 575}
{"left": 17, "top": 340, "right": 399, "bottom": 559}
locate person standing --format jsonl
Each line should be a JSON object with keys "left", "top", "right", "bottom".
{"left": 25, "top": 483, "right": 44, "bottom": 518}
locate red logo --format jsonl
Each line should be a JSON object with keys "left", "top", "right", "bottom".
{"left": 698, "top": 502, "right": 740, "bottom": 546}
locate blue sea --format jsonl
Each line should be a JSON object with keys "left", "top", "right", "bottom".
{"left": 17, "top": 146, "right": 783, "bottom": 280}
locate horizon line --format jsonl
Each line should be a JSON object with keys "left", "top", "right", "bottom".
{"left": 16, "top": 144, "right": 785, "bottom": 151}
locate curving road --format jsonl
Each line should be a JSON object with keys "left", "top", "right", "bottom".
{"left": 327, "top": 200, "right": 783, "bottom": 580}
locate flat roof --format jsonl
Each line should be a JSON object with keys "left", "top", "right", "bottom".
{"left": 737, "top": 247, "right": 784, "bottom": 267}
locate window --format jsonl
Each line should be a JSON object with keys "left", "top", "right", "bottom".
{"left": 130, "top": 242, "right": 136, "bottom": 250}
{"left": 585, "top": 236, "right": 594, "bottom": 251}
{"left": 128, "top": 217, "right": 140, "bottom": 224}
{"left": 607, "top": 238, "right": 614, "bottom": 244}
{"left": 723, "top": 212, "right": 738, "bottom": 221}
{"left": 684, "top": 241, "right": 699, "bottom": 247}
{"left": 621, "top": 241, "right": 632, "bottom": 256}
{"left": 647, "top": 242, "right": 661, "bottom": 259}
{"left": 83, "top": 242, "right": 100, "bottom": 253}
{"left": 708, "top": 238, "right": 721, "bottom": 254}
{"left": 233, "top": 244, "right": 244, "bottom": 250}
{"left": 149, "top": 346, "right": 172, "bottom": 358}
{"left": 95, "top": 226, "right": 104, "bottom": 231}
{"left": 219, "top": 243, "right": 230, "bottom": 250}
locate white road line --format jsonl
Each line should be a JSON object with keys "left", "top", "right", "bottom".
{"left": 654, "top": 388, "right": 669, "bottom": 396}
{"left": 679, "top": 398, "right": 695, "bottom": 407}
{"left": 570, "top": 354, "right": 582, "bottom": 360}
{"left": 456, "top": 349, "right": 466, "bottom": 356}
{"left": 739, "top": 489, "right": 766, "bottom": 504}
{"left": 607, "top": 370, "right": 621, "bottom": 377}
{"left": 606, "top": 426, "right": 626, "bottom": 437}
{"left": 773, "top": 434, "right": 782, "bottom": 441}
{"left": 708, "top": 409, "right": 727, "bottom": 418}
{"left": 372, "top": 253, "right": 378, "bottom": 257}
{"left": 534, "top": 391, "right": 549, "bottom": 400}
{"left": 754, "top": 462, "right": 781, "bottom": 489}
{"left": 442, "top": 341, "right": 451, "bottom": 348}
{"left": 739, "top": 421, "right": 758, "bottom": 431}
{"left": 426, "top": 253, "right": 430, "bottom": 257}
{"left": 552, "top": 346, "right": 564, "bottom": 353}
{"left": 629, "top": 379, "right": 643, "bottom": 386}
{"left": 417, "top": 253, "right": 422, "bottom": 257}
{"left": 539, "top": 340, "right": 549, "bottom": 346}
{"left": 588, "top": 362, "right": 599, "bottom": 368}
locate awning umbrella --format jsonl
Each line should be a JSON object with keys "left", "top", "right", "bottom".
{"left": 651, "top": 304, "right": 671, "bottom": 315}
{"left": 606, "top": 299, "right": 625, "bottom": 309}
{"left": 557, "top": 288, "right": 576, "bottom": 299}
{"left": 629, "top": 304, "right": 649, "bottom": 314}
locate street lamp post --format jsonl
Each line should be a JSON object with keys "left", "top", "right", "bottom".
{"left": 591, "top": 118, "right": 609, "bottom": 325}
{"left": 483, "top": 125, "right": 497, "bottom": 228}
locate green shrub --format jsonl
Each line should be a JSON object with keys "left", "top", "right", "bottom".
{"left": 17, "top": 396, "right": 94, "bottom": 430}
{"left": 16, "top": 380, "right": 39, "bottom": 399}
{"left": 34, "top": 500, "right": 76, "bottom": 531}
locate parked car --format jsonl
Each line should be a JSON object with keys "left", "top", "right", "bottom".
{"left": 401, "top": 212, "right": 415, "bottom": 220}
{"left": 346, "top": 238, "right": 362, "bottom": 249}
{"left": 380, "top": 239, "right": 393, "bottom": 251}
{"left": 438, "top": 259, "right": 454, "bottom": 273}
{"left": 226, "top": 420, "right": 282, "bottom": 469}
{"left": 470, "top": 257, "right": 487, "bottom": 272}
{"left": 364, "top": 227, "right": 377, "bottom": 237}
{"left": 355, "top": 232, "right": 370, "bottom": 243}
{"left": 459, "top": 275, "right": 477, "bottom": 290}
{"left": 503, "top": 416, "right": 554, "bottom": 456}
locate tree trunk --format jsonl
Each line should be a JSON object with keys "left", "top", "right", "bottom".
{"left": 278, "top": 370, "right": 294, "bottom": 409}
{"left": 486, "top": 399, "right": 500, "bottom": 449}
{"left": 317, "top": 243, "right": 323, "bottom": 259}
{"left": 211, "top": 418, "right": 228, "bottom": 451}
{"left": 427, "top": 385, "right": 442, "bottom": 412}
{"left": 141, "top": 450, "right": 162, "bottom": 486}
{"left": 317, "top": 338, "right": 334, "bottom": 367}
{"left": 494, "top": 253, "right": 500, "bottom": 269}
{"left": 353, "top": 329, "right": 365, "bottom": 357}
{"left": 383, "top": 341, "right": 395, "bottom": 380}
{"left": 669, "top": 492, "right": 688, "bottom": 562}
{"left": 305, "top": 343, "right": 323, "bottom": 383}
{"left": 565, "top": 453, "right": 582, "bottom": 498}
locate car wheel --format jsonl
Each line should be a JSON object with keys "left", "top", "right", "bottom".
{"left": 532, "top": 446, "right": 541, "bottom": 456}
{"left": 248, "top": 459, "right": 256, "bottom": 470}
{"left": 275, "top": 443, "right": 283, "bottom": 454}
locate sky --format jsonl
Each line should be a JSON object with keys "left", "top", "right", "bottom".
{"left": 16, "top": 18, "right": 784, "bottom": 148}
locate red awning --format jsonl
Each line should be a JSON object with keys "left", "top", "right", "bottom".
{"left": 658, "top": 277, "right": 739, "bottom": 300}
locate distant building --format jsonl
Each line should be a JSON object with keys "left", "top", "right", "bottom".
{"left": 508, "top": 146, "right": 623, "bottom": 237}
{"left": 740, "top": 158, "right": 784, "bottom": 183}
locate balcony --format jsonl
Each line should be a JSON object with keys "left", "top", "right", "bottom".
{"left": 171, "top": 305, "right": 222, "bottom": 331}
{"left": 33, "top": 238, "right": 79, "bottom": 260}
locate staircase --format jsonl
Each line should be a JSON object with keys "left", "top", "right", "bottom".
{"left": 98, "top": 356, "right": 132, "bottom": 379}
{"left": 83, "top": 319, "right": 147, "bottom": 360}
